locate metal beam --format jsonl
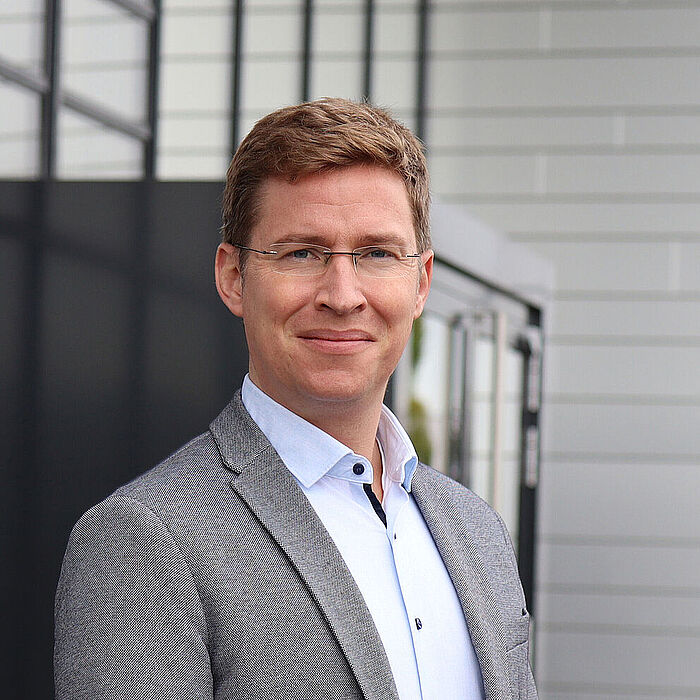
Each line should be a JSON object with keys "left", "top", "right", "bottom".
{"left": 301, "top": 0, "right": 313, "bottom": 101}
{"left": 362, "top": 0, "right": 374, "bottom": 101}
{"left": 104, "top": 0, "right": 156, "bottom": 21}
{"left": 62, "top": 90, "right": 151, "bottom": 141}
{"left": 41, "top": 0, "right": 61, "bottom": 178}
{"left": 230, "top": 0, "right": 244, "bottom": 152}
{"left": 0, "top": 59, "right": 49, "bottom": 94}
{"left": 415, "top": 0, "right": 429, "bottom": 141}
{"left": 144, "top": 0, "right": 162, "bottom": 177}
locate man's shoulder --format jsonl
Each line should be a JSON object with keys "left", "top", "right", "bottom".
{"left": 117, "top": 430, "right": 225, "bottom": 501}
{"left": 413, "top": 462, "right": 496, "bottom": 512}
{"left": 412, "top": 462, "right": 512, "bottom": 543}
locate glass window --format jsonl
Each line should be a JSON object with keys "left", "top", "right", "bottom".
{"left": 56, "top": 107, "right": 143, "bottom": 178}
{"left": 0, "top": 0, "right": 44, "bottom": 75}
{"left": 61, "top": 0, "right": 149, "bottom": 123}
{"left": 0, "top": 82, "right": 41, "bottom": 177}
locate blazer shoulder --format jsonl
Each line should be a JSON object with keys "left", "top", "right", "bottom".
{"left": 414, "top": 462, "right": 500, "bottom": 518}
{"left": 413, "top": 462, "right": 518, "bottom": 566}
{"left": 106, "top": 430, "right": 230, "bottom": 518}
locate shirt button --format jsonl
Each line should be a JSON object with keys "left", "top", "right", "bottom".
{"left": 415, "top": 618, "right": 423, "bottom": 630}
{"left": 353, "top": 463, "right": 365, "bottom": 475}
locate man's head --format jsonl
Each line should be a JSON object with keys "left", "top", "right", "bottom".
{"left": 221, "top": 98, "right": 431, "bottom": 265}
{"left": 215, "top": 99, "right": 433, "bottom": 419}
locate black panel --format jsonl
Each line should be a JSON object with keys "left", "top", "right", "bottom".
{"left": 0, "top": 181, "right": 248, "bottom": 699}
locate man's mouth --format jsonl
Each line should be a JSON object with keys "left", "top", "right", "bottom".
{"left": 298, "top": 330, "right": 374, "bottom": 352}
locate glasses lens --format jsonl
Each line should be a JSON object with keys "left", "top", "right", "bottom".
{"left": 265, "top": 243, "right": 419, "bottom": 277}
{"left": 355, "top": 246, "right": 418, "bottom": 278}
{"left": 268, "top": 243, "right": 328, "bottom": 276}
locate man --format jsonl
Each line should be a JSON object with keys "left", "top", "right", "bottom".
{"left": 55, "top": 98, "right": 537, "bottom": 700}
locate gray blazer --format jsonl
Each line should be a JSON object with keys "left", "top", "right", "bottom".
{"left": 55, "top": 393, "right": 537, "bottom": 700}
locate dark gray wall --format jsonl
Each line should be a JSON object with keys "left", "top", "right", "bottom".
{"left": 1, "top": 181, "right": 248, "bottom": 699}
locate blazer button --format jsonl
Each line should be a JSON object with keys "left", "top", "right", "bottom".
{"left": 353, "top": 463, "right": 365, "bottom": 475}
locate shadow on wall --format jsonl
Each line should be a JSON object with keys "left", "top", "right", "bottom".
{"left": 0, "top": 181, "right": 248, "bottom": 700}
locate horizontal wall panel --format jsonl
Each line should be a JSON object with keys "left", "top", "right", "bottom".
{"left": 546, "top": 344, "right": 700, "bottom": 397}
{"left": 429, "top": 154, "right": 537, "bottom": 194}
{"left": 539, "top": 692, "right": 696, "bottom": 700}
{"left": 314, "top": 9, "right": 363, "bottom": 52}
{"left": 542, "top": 404, "right": 700, "bottom": 456}
{"left": 241, "top": 61, "right": 300, "bottom": 110}
{"left": 244, "top": 9, "right": 302, "bottom": 55}
{"left": 311, "top": 60, "right": 363, "bottom": 102}
{"left": 430, "top": 57, "right": 700, "bottom": 110}
{"left": 539, "top": 590, "right": 700, "bottom": 630}
{"left": 464, "top": 202, "right": 700, "bottom": 235}
{"left": 537, "top": 461, "right": 700, "bottom": 540}
{"left": 551, "top": 8, "right": 700, "bottom": 50}
{"left": 160, "top": 62, "right": 230, "bottom": 112}
{"left": 157, "top": 154, "right": 230, "bottom": 179}
{"left": 538, "top": 541, "right": 700, "bottom": 589}
{"left": 158, "top": 116, "right": 229, "bottom": 150}
{"left": 680, "top": 243, "right": 700, "bottom": 291}
{"left": 162, "top": 13, "right": 231, "bottom": 55}
{"left": 522, "top": 240, "right": 671, "bottom": 292}
{"left": 427, "top": 114, "right": 614, "bottom": 149}
{"left": 626, "top": 114, "right": 700, "bottom": 146}
{"left": 547, "top": 154, "right": 700, "bottom": 194}
{"left": 375, "top": 8, "right": 418, "bottom": 54}
{"left": 538, "top": 630, "right": 700, "bottom": 689}
{"left": 373, "top": 59, "right": 417, "bottom": 111}
{"left": 430, "top": 9, "right": 539, "bottom": 52}
{"left": 549, "top": 299, "right": 700, "bottom": 338}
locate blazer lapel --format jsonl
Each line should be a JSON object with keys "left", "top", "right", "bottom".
{"left": 210, "top": 394, "right": 400, "bottom": 700}
{"left": 411, "top": 467, "right": 513, "bottom": 700}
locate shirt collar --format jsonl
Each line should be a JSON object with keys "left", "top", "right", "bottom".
{"left": 241, "top": 375, "right": 418, "bottom": 491}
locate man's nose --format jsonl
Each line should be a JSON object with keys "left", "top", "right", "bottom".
{"left": 313, "top": 254, "right": 368, "bottom": 314}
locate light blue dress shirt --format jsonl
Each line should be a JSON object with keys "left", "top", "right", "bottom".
{"left": 242, "top": 375, "right": 485, "bottom": 700}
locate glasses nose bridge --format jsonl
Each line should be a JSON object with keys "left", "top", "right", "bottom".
{"left": 322, "top": 250, "right": 360, "bottom": 274}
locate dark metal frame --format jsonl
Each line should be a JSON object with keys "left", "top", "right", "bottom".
{"left": 0, "top": 0, "right": 159, "bottom": 179}
{"left": 415, "top": 0, "right": 430, "bottom": 141}
{"left": 362, "top": 0, "right": 375, "bottom": 101}
{"left": 301, "top": 0, "right": 314, "bottom": 101}
{"left": 230, "top": 0, "right": 245, "bottom": 152}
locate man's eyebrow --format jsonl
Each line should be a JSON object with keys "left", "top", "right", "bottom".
{"left": 270, "top": 232, "right": 411, "bottom": 247}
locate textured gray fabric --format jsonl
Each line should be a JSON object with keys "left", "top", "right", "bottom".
{"left": 55, "top": 392, "right": 537, "bottom": 700}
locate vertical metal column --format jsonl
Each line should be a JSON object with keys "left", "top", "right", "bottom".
{"left": 41, "top": 0, "right": 61, "bottom": 178}
{"left": 144, "top": 0, "right": 162, "bottom": 178}
{"left": 301, "top": 0, "right": 313, "bottom": 101}
{"left": 415, "top": 0, "right": 429, "bottom": 141}
{"left": 517, "top": 327, "right": 543, "bottom": 616}
{"left": 230, "top": 0, "right": 244, "bottom": 152}
{"left": 362, "top": 0, "right": 375, "bottom": 101}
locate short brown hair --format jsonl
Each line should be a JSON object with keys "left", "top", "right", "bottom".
{"left": 221, "top": 98, "right": 431, "bottom": 255}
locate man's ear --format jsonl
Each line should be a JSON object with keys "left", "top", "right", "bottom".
{"left": 413, "top": 249, "right": 433, "bottom": 320}
{"left": 215, "top": 243, "right": 244, "bottom": 318}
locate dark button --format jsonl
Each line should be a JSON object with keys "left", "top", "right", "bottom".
{"left": 415, "top": 618, "right": 423, "bottom": 630}
{"left": 353, "top": 463, "right": 365, "bottom": 475}
{"left": 393, "top": 533, "right": 397, "bottom": 540}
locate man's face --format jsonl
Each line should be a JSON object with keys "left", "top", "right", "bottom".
{"left": 216, "top": 164, "right": 433, "bottom": 416}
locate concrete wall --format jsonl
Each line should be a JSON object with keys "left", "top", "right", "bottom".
{"left": 135, "top": 0, "right": 700, "bottom": 696}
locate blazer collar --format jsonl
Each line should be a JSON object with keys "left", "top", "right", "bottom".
{"left": 411, "top": 466, "right": 514, "bottom": 700}
{"left": 209, "top": 393, "right": 400, "bottom": 700}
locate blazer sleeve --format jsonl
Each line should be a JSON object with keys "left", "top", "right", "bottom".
{"left": 54, "top": 495, "right": 213, "bottom": 700}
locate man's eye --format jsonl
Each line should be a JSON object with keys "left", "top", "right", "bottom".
{"left": 365, "top": 248, "right": 395, "bottom": 260}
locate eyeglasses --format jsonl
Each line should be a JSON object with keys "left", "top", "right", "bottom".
{"left": 235, "top": 242, "right": 423, "bottom": 278}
